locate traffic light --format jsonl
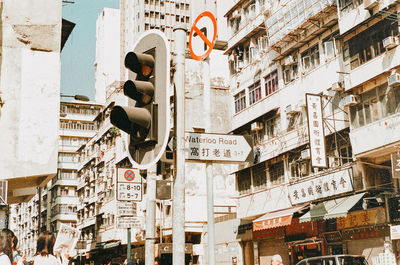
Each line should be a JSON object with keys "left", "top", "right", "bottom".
{"left": 110, "top": 31, "right": 170, "bottom": 169}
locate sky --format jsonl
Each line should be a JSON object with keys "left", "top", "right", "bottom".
{"left": 61, "top": 0, "right": 119, "bottom": 100}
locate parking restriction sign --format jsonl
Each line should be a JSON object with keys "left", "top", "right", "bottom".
{"left": 117, "top": 168, "right": 142, "bottom": 201}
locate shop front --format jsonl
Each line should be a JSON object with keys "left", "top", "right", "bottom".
{"left": 285, "top": 218, "right": 323, "bottom": 264}
{"left": 253, "top": 205, "right": 308, "bottom": 265}
{"left": 337, "top": 207, "right": 388, "bottom": 265}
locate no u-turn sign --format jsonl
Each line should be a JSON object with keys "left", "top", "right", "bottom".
{"left": 189, "top": 11, "right": 217, "bottom": 61}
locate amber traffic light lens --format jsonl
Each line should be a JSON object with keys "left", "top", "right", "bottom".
{"left": 141, "top": 65, "right": 152, "bottom": 78}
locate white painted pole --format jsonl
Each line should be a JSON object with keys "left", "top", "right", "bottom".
{"left": 173, "top": 24, "right": 187, "bottom": 265}
{"left": 145, "top": 171, "right": 156, "bottom": 265}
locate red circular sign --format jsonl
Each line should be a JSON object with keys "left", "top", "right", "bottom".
{"left": 124, "top": 170, "right": 135, "bottom": 181}
{"left": 189, "top": 11, "right": 217, "bottom": 61}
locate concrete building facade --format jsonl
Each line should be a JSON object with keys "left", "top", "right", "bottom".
{"left": 9, "top": 100, "right": 101, "bottom": 261}
{"left": 0, "top": 0, "right": 62, "bottom": 204}
{"left": 220, "top": 0, "right": 400, "bottom": 265}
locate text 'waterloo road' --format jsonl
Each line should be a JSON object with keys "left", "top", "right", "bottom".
{"left": 184, "top": 132, "right": 253, "bottom": 162}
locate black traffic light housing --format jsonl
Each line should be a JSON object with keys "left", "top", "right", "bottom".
{"left": 110, "top": 31, "right": 170, "bottom": 169}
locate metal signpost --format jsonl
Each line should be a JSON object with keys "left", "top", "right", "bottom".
{"left": 117, "top": 168, "right": 142, "bottom": 262}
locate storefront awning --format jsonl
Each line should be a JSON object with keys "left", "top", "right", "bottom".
{"left": 299, "top": 193, "right": 365, "bottom": 223}
{"left": 253, "top": 204, "right": 308, "bottom": 231}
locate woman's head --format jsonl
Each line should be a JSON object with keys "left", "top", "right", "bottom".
{"left": 2, "top": 229, "right": 15, "bottom": 250}
{"left": 0, "top": 229, "right": 13, "bottom": 260}
{"left": 36, "top": 231, "right": 56, "bottom": 256}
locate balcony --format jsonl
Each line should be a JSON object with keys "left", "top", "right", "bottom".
{"left": 82, "top": 216, "right": 96, "bottom": 228}
{"left": 226, "top": 5, "right": 266, "bottom": 53}
{"left": 237, "top": 185, "right": 291, "bottom": 219}
{"left": 350, "top": 112, "right": 400, "bottom": 158}
{"left": 345, "top": 45, "right": 400, "bottom": 91}
{"left": 52, "top": 177, "right": 78, "bottom": 187}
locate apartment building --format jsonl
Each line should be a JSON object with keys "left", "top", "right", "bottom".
{"left": 9, "top": 101, "right": 101, "bottom": 261}
{"left": 222, "top": 0, "right": 400, "bottom": 265}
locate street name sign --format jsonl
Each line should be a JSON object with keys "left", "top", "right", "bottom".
{"left": 117, "top": 168, "right": 142, "bottom": 202}
{"left": 184, "top": 132, "right": 253, "bottom": 162}
{"left": 188, "top": 11, "right": 217, "bottom": 61}
{"left": 116, "top": 216, "right": 143, "bottom": 229}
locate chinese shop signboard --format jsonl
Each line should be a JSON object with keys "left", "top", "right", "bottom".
{"left": 336, "top": 208, "right": 386, "bottom": 230}
{"left": 288, "top": 167, "right": 353, "bottom": 204}
{"left": 306, "top": 94, "right": 327, "bottom": 168}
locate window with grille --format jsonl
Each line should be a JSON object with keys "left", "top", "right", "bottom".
{"left": 234, "top": 90, "right": 246, "bottom": 113}
{"left": 249, "top": 81, "right": 261, "bottom": 105}
{"left": 269, "top": 161, "right": 285, "bottom": 186}
{"left": 252, "top": 163, "right": 267, "bottom": 191}
{"left": 301, "top": 44, "right": 320, "bottom": 72}
{"left": 237, "top": 168, "right": 251, "bottom": 195}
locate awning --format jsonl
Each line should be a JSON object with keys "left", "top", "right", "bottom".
{"left": 299, "top": 193, "right": 365, "bottom": 223}
{"left": 253, "top": 204, "right": 308, "bottom": 231}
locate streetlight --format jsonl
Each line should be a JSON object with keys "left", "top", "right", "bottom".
{"left": 60, "top": 94, "right": 90, "bottom": 101}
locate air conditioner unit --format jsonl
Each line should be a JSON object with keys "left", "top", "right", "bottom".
{"left": 284, "top": 55, "right": 296, "bottom": 65}
{"left": 330, "top": 81, "right": 343, "bottom": 92}
{"left": 383, "top": 36, "right": 399, "bottom": 49}
{"left": 285, "top": 104, "right": 299, "bottom": 115}
{"left": 251, "top": 122, "right": 264, "bottom": 131}
{"left": 388, "top": 72, "right": 400, "bottom": 86}
{"left": 364, "top": 0, "right": 379, "bottom": 9}
{"left": 301, "top": 149, "right": 311, "bottom": 160}
{"left": 343, "top": 95, "right": 358, "bottom": 107}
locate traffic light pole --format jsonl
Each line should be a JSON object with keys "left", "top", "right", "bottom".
{"left": 145, "top": 170, "right": 157, "bottom": 265}
{"left": 172, "top": 25, "right": 186, "bottom": 265}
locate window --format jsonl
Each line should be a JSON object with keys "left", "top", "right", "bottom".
{"left": 264, "top": 71, "right": 279, "bottom": 96}
{"left": 347, "top": 19, "right": 398, "bottom": 70}
{"left": 234, "top": 90, "right": 246, "bottom": 113}
{"left": 237, "top": 168, "right": 251, "bottom": 195}
{"left": 290, "top": 160, "right": 310, "bottom": 179}
{"left": 269, "top": 161, "right": 284, "bottom": 186}
{"left": 301, "top": 45, "right": 320, "bottom": 72}
{"left": 265, "top": 116, "right": 280, "bottom": 139}
{"left": 249, "top": 81, "right": 261, "bottom": 105}
{"left": 323, "top": 32, "right": 339, "bottom": 60}
{"left": 252, "top": 163, "right": 267, "bottom": 191}
{"left": 350, "top": 84, "right": 400, "bottom": 128}
{"left": 287, "top": 112, "right": 302, "bottom": 131}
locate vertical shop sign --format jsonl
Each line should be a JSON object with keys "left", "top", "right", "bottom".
{"left": 306, "top": 94, "right": 327, "bottom": 168}
{"left": 391, "top": 153, "right": 400, "bottom": 179}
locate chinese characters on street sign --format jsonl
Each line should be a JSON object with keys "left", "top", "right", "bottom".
{"left": 391, "top": 153, "right": 400, "bottom": 179}
{"left": 288, "top": 167, "right": 353, "bottom": 204}
{"left": 306, "top": 94, "right": 327, "bottom": 168}
{"left": 116, "top": 216, "right": 143, "bottom": 229}
{"left": 184, "top": 132, "right": 253, "bottom": 162}
{"left": 117, "top": 168, "right": 142, "bottom": 201}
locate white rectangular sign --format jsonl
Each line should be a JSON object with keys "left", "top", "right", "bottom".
{"left": 391, "top": 225, "right": 400, "bottom": 240}
{"left": 184, "top": 132, "right": 253, "bottom": 162}
{"left": 54, "top": 224, "right": 80, "bottom": 256}
{"left": 117, "top": 201, "right": 137, "bottom": 216}
{"left": 117, "top": 216, "right": 143, "bottom": 229}
{"left": 306, "top": 94, "right": 327, "bottom": 168}
{"left": 288, "top": 167, "right": 353, "bottom": 204}
{"left": 117, "top": 168, "right": 142, "bottom": 202}
{"left": 117, "top": 183, "right": 142, "bottom": 201}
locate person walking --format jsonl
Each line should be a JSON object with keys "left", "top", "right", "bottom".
{"left": 32, "top": 231, "right": 68, "bottom": 265}
{"left": 271, "top": 254, "right": 284, "bottom": 265}
{"left": 0, "top": 229, "right": 13, "bottom": 265}
{"left": 12, "top": 234, "right": 28, "bottom": 265}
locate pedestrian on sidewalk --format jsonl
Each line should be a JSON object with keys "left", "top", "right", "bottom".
{"left": 32, "top": 231, "right": 68, "bottom": 265}
{"left": 0, "top": 229, "right": 13, "bottom": 265}
{"left": 271, "top": 254, "right": 284, "bottom": 265}
{"left": 2, "top": 229, "right": 28, "bottom": 265}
